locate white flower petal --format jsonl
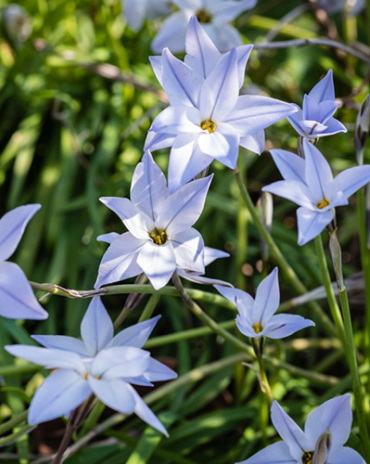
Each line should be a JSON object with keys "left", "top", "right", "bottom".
{"left": 309, "top": 70, "right": 335, "bottom": 103}
{"left": 172, "top": 227, "right": 205, "bottom": 272}
{"left": 151, "top": 11, "right": 191, "bottom": 54}
{"left": 123, "top": 0, "right": 147, "bottom": 31}
{"left": 264, "top": 314, "right": 314, "bottom": 339}
{"left": 269, "top": 149, "right": 306, "bottom": 183}
{"left": 97, "top": 232, "right": 119, "bottom": 244}
{"left": 88, "top": 377, "right": 136, "bottom": 413}
{"left": 254, "top": 267, "right": 280, "bottom": 325}
{"left": 80, "top": 297, "right": 113, "bottom": 357}
{"left": 31, "top": 335, "right": 88, "bottom": 356}
{"left": 203, "top": 22, "right": 242, "bottom": 53}
{"left": 0, "top": 204, "right": 41, "bottom": 262}
{"left": 143, "top": 358, "right": 177, "bottom": 382}
{"left": 207, "top": 0, "right": 257, "bottom": 22}
{"left": 333, "top": 165, "right": 370, "bottom": 198}
{"left": 327, "top": 446, "right": 366, "bottom": 464}
{"left": 215, "top": 285, "right": 254, "bottom": 311}
{"left": 203, "top": 246, "right": 229, "bottom": 266}
{"left": 262, "top": 180, "right": 313, "bottom": 209}
{"left": 92, "top": 346, "right": 150, "bottom": 378}
{"left": 240, "top": 130, "right": 265, "bottom": 154}
{"left": 109, "top": 315, "right": 161, "bottom": 349}
{"left": 296, "top": 206, "right": 333, "bottom": 246}
{"left": 236, "top": 440, "right": 295, "bottom": 464}
{"left": 137, "top": 242, "right": 177, "bottom": 289}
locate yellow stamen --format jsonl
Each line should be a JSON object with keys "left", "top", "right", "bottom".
{"left": 196, "top": 9, "right": 212, "bottom": 23}
{"left": 201, "top": 119, "right": 217, "bottom": 133}
{"left": 84, "top": 372, "right": 100, "bottom": 380}
{"left": 149, "top": 229, "right": 167, "bottom": 245}
{"left": 252, "top": 322, "right": 263, "bottom": 334}
{"left": 301, "top": 451, "right": 314, "bottom": 464}
{"left": 316, "top": 199, "right": 330, "bottom": 209}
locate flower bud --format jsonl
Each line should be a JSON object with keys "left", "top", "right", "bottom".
{"left": 355, "top": 95, "right": 370, "bottom": 165}
{"left": 312, "top": 429, "right": 332, "bottom": 464}
{"left": 1, "top": 4, "right": 32, "bottom": 50}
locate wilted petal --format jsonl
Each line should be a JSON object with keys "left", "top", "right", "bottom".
{"left": 28, "top": 369, "right": 90, "bottom": 425}
{"left": 151, "top": 11, "right": 191, "bottom": 54}
{"left": 262, "top": 180, "right": 312, "bottom": 209}
{"left": 309, "top": 70, "right": 335, "bottom": 103}
{"left": 327, "top": 446, "right": 366, "bottom": 464}
{"left": 254, "top": 267, "right": 280, "bottom": 325}
{"left": 88, "top": 377, "right": 136, "bottom": 413}
{"left": 297, "top": 207, "right": 333, "bottom": 246}
{"left": 157, "top": 175, "right": 212, "bottom": 236}
{"left": 172, "top": 227, "right": 204, "bottom": 272}
{"left": 269, "top": 149, "right": 306, "bottom": 183}
{"left": 184, "top": 16, "right": 221, "bottom": 79}
{"left": 109, "top": 315, "right": 161, "bottom": 348}
{"left": 333, "top": 165, "right": 370, "bottom": 198}
{"left": 137, "top": 242, "right": 176, "bottom": 289}
{"left": 130, "top": 151, "right": 169, "bottom": 221}
{"left": 226, "top": 95, "right": 297, "bottom": 136}
{"left": 167, "top": 134, "right": 214, "bottom": 192}
{"left": 240, "top": 131, "right": 265, "bottom": 155}
{"left": 264, "top": 313, "right": 314, "bottom": 339}
{"left": 303, "top": 140, "right": 334, "bottom": 203}
{"left": 0, "top": 204, "right": 41, "bottom": 262}
{"left": 100, "top": 198, "right": 154, "bottom": 240}
{"left": 271, "top": 401, "right": 310, "bottom": 460}
{"left": 305, "top": 394, "right": 352, "bottom": 448}
{"left": 5, "top": 345, "right": 86, "bottom": 373}
{"left": 0, "top": 261, "right": 48, "bottom": 320}
{"left": 237, "top": 440, "right": 295, "bottom": 464}
{"left": 31, "top": 335, "right": 87, "bottom": 356}
{"left": 94, "top": 232, "right": 144, "bottom": 288}
{"left": 80, "top": 298, "right": 113, "bottom": 357}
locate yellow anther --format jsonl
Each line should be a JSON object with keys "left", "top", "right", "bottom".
{"left": 84, "top": 372, "right": 89, "bottom": 380}
{"left": 302, "top": 451, "right": 314, "bottom": 464}
{"left": 196, "top": 9, "right": 212, "bottom": 23}
{"left": 316, "top": 199, "right": 330, "bottom": 209}
{"left": 252, "top": 322, "right": 263, "bottom": 334}
{"left": 201, "top": 119, "right": 217, "bottom": 133}
{"left": 149, "top": 228, "right": 168, "bottom": 245}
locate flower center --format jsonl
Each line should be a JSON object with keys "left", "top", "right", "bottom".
{"left": 149, "top": 228, "right": 168, "bottom": 245}
{"left": 196, "top": 9, "right": 212, "bottom": 23}
{"left": 84, "top": 372, "right": 100, "bottom": 380}
{"left": 301, "top": 451, "right": 314, "bottom": 464}
{"left": 201, "top": 119, "right": 217, "bottom": 133}
{"left": 316, "top": 199, "right": 330, "bottom": 209}
{"left": 252, "top": 322, "right": 263, "bottom": 334}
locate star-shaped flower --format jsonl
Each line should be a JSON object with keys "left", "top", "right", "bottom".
{"left": 238, "top": 395, "right": 365, "bottom": 464}
{"left": 287, "top": 70, "right": 347, "bottom": 139}
{"left": 151, "top": 0, "right": 257, "bottom": 54}
{"left": 95, "top": 151, "right": 211, "bottom": 290}
{"left": 215, "top": 268, "right": 314, "bottom": 339}
{"left": 6, "top": 297, "right": 176, "bottom": 434}
{"left": 262, "top": 139, "right": 370, "bottom": 245}
{"left": 0, "top": 204, "right": 48, "bottom": 320}
{"left": 145, "top": 20, "right": 297, "bottom": 192}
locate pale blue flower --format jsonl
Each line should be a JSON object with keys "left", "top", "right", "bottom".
{"left": 0, "top": 204, "right": 48, "bottom": 320}
{"left": 122, "top": 0, "right": 171, "bottom": 32}
{"left": 287, "top": 70, "right": 347, "bottom": 139}
{"left": 215, "top": 268, "right": 314, "bottom": 339}
{"left": 238, "top": 395, "right": 365, "bottom": 464}
{"left": 95, "top": 151, "right": 211, "bottom": 290}
{"left": 151, "top": 0, "right": 257, "bottom": 54}
{"left": 146, "top": 23, "right": 297, "bottom": 192}
{"left": 317, "top": 0, "right": 365, "bottom": 16}
{"left": 263, "top": 139, "right": 370, "bottom": 245}
{"left": 6, "top": 297, "right": 176, "bottom": 434}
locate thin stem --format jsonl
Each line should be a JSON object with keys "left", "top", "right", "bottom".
{"left": 233, "top": 167, "right": 337, "bottom": 337}
{"left": 139, "top": 294, "right": 161, "bottom": 322}
{"left": 0, "top": 411, "right": 28, "bottom": 436}
{"left": 51, "top": 420, "right": 75, "bottom": 464}
{"left": 113, "top": 307, "right": 131, "bottom": 330}
{"left": 314, "top": 235, "right": 346, "bottom": 345}
{"left": 257, "top": 355, "right": 273, "bottom": 404}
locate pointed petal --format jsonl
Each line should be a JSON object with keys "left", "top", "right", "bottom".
{"left": 254, "top": 267, "right": 280, "bottom": 325}
{"left": 305, "top": 394, "right": 352, "bottom": 448}
{"left": 203, "top": 246, "right": 229, "bottom": 266}
{"left": 151, "top": 11, "right": 190, "bottom": 54}
{"left": 92, "top": 346, "right": 150, "bottom": 378}
{"left": 264, "top": 313, "right": 314, "bottom": 339}
{"left": 303, "top": 94, "right": 320, "bottom": 121}
{"left": 207, "top": 0, "right": 257, "bottom": 21}
{"left": 31, "top": 335, "right": 87, "bottom": 356}
{"left": 80, "top": 297, "right": 113, "bottom": 357}
{"left": 28, "top": 369, "right": 90, "bottom": 425}
{"left": 88, "top": 377, "right": 136, "bottom": 413}
{"left": 236, "top": 440, "right": 295, "bottom": 464}
{"left": 160, "top": 47, "right": 201, "bottom": 107}
{"left": 0, "top": 204, "right": 41, "bottom": 262}
{"left": 180, "top": 271, "right": 233, "bottom": 287}
{"left": 149, "top": 55, "right": 164, "bottom": 88}
{"left": 94, "top": 232, "right": 144, "bottom": 288}
{"left": 309, "top": 70, "right": 335, "bottom": 102}
{"left": 158, "top": 176, "right": 212, "bottom": 236}
{"left": 240, "top": 130, "right": 265, "bottom": 154}
{"left": 0, "top": 262, "right": 48, "bottom": 320}
{"left": 318, "top": 99, "right": 339, "bottom": 123}
{"left": 144, "top": 358, "right": 177, "bottom": 382}
{"left": 297, "top": 207, "right": 333, "bottom": 246}
{"left": 97, "top": 232, "right": 119, "bottom": 244}
{"left": 333, "top": 165, "right": 370, "bottom": 198}
{"left": 149, "top": 106, "right": 201, "bottom": 135}
{"left": 234, "top": 45, "right": 253, "bottom": 88}
{"left": 184, "top": 16, "right": 221, "bottom": 79}
{"left": 167, "top": 134, "right": 214, "bottom": 192}
{"left": 109, "top": 315, "right": 161, "bottom": 348}
{"left": 137, "top": 242, "right": 176, "bottom": 290}
{"left": 226, "top": 95, "right": 298, "bottom": 136}
{"left": 130, "top": 384, "right": 169, "bottom": 435}
{"left": 215, "top": 285, "right": 254, "bottom": 311}
{"left": 144, "top": 131, "right": 176, "bottom": 152}
{"left": 303, "top": 140, "right": 334, "bottom": 202}
{"left": 327, "top": 446, "right": 366, "bottom": 464}
{"left": 202, "top": 23, "right": 242, "bottom": 53}
{"left": 322, "top": 117, "right": 347, "bottom": 136}
{"left": 100, "top": 197, "right": 154, "bottom": 240}
{"left": 199, "top": 48, "right": 239, "bottom": 121}
{"left": 130, "top": 151, "right": 169, "bottom": 221}
{"left": 198, "top": 124, "right": 240, "bottom": 167}
{"left": 271, "top": 401, "right": 310, "bottom": 460}
{"left": 5, "top": 345, "right": 86, "bottom": 373}
{"left": 262, "top": 180, "right": 313, "bottom": 209}
{"left": 269, "top": 149, "right": 306, "bottom": 183}
{"left": 172, "top": 227, "right": 204, "bottom": 272}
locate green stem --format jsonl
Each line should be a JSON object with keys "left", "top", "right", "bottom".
{"left": 0, "top": 411, "right": 28, "bottom": 436}
{"left": 314, "top": 235, "right": 346, "bottom": 345}
{"left": 233, "top": 167, "right": 337, "bottom": 337}
{"left": 139, "top": 294, "right": 161, "bottom": 322}
{"left": 113, "top": 307, "right": 131, "bottom": 329}
{"left": 257, "top": 355, "right": 273, "bottom": 404}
